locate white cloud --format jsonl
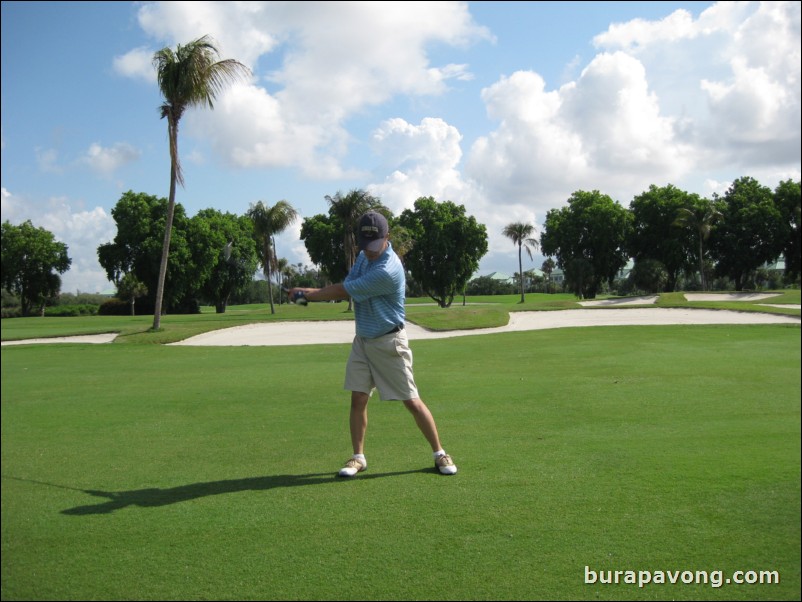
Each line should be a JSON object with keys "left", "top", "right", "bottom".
{"left": 593, "top": 8, "right": 700, "bottom": 50}
{"left": 465, "top": 2, "right": 799, "bottom": 224}
{"left": 80, "top": 142, "right": 141, "bottom": 175}
{"left": 112, "top": 46, "right": 156, "bottom": 82}
{"left": 365, "top": 116, "right": 537, "bottom": 262}
{"left": 367, "top": 117, "right": 465, "bottom": 212}
{"left": 129, "top": 1, "right": 492, "bottom": 178}
{"left": 35, "top": 147, "right": 62, "bottom": 174}
{"left": 593, "top": 1, "right": 801, "bottom": 169}
{"left": 2, "top": 189, "right": 116, "bottom": 293}
{"left": 368, "top": 2, "right": 800, "bottom": 275}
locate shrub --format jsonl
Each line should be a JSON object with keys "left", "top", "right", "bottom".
{"left": 98, "top": 298, "right": 131, "bottom": 316}
{"left": 44, "top": 304, "right": 99, "bottom": 317}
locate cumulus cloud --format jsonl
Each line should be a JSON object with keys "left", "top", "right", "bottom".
{"left": 112, "top": 46, "right": 156, "bottom": 83}
{"left": 593, "top": 1, "right": 801, "bottom": 169}
{"left": 364, "top": 2, "right": 800, "bottom": 273}
{"left": 2, "top": 188, "right": 116, "bottom": 293}
{"left": 130, "top": 0, "right": 492, "bottom": 178}
{"left": 366, "top": 116, "right": 537, "bottom": 258}
{"left": 465, "top": 2, "right": 799, "bottom": 220}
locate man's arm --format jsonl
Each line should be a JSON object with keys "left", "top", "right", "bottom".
{"left": 288, "top": 283, "right": 350, "bottom": 302}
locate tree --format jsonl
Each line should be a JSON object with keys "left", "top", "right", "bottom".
{"left": 540, "top": 190, "right": 632, "bottom": 299}
{"left": 398, "top": 197, "right": 488, "bottom": 308}
{"left": 325, "top": 189, "right": 384, "bottom": 310}
{"left": 387, "top": 222, "right": 415, "bottom": 264}
{"left": 190, "top": 209, "right": 258, "bottom": 313}
{"left": 300, "top": 190, "right": 385, "bottom": 309}
{"left": 502, "top": 222, "right": 538, "bottom": 303}
{"left": 709, "top": 177, "right": 785, "bottom": 290}
{"left": 672, "top": 197, "right": 722, "bottom": 290}
{"left": 627, "top": 258, "right": 669, "bottom": 294}
{"left": 151, "top": 35, "right": 250, "bottom": 330}
{"left": 1, "top": 220, "right": 71, "bottom": 316}
{"left": 466, "top": 275, "right": 516, "bottom": 296}
{"left": 628, "top": 184, "right": 697, "bottom": 292}
{"left": 246, "top": 200, "right": 299, "bottom": 314}
{"left": 773, "top": 179, "right": 801, "bottom": 283}
{"left": 98, "top": 191, "right": 193, "bottom": 313}
{"left": 117, "top": 273, "right": 148, "bottom": 316}
{"left": 300, "top": 214, "right": 347, "bottom": 283}
{"left": 541, "top": 257, "right": 556, "bottom": 293}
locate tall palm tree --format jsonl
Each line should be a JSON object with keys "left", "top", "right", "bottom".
{"left": 541, "top": 257, "right": 556, "bottom": 294}
{"left": 247, "top": 200, "right": 299, "bottom": 314}
{"left": 673, "top": 202, "right": 722, "bottom": 290}
{"left": 151, "top": 35, "right": 250, "bottom": 330}
{"left": 502, "top": 222, "right": 539, "bottom": 303}
{"left": 325, "top": 189, "right": 382, "bottom": 310}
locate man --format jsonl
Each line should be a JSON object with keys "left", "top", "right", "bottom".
{"left": 288, "top": 211, "right": 457, "bottom": 477}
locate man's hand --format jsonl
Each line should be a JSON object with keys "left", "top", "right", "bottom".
{"left": 287, "top": 287, "right": 310, "bottom": 305}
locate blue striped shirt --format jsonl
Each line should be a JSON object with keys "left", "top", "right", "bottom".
{"left": 343, "top": 242, "right": 406, "bottom": 338}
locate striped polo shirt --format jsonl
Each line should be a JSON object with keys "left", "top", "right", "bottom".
{"left": 343, "top": 242, "right": 406, "bottom": 339}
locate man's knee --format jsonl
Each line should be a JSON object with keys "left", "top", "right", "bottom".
{"left": 351, "top": 391, "right": 370, "bottom": 409}
{"left": 403, "top": 397, "right": 426, "bottom": 413}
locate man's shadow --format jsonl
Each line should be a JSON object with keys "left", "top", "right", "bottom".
{"left": 5, "top": 469, "right": 433, "bottom": 516}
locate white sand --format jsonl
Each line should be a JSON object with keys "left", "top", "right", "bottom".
{"left": 684, "top": 292, "right": 781, "bottom": 301}
{"left": 1, "top": 333, "right": 119, "bottom": 346}
{"left": 578, "top": 295, "right": 658, "bottom": 306}
{"left": 167, "top": 308, "right": 799, "bottom": 347}
{"left": 4, "top": 306, "right": 798, "bottom": 347}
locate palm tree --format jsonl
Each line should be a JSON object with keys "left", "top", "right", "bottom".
{"left": 502, "top": 222, "right": 539, "bottom": 303}
{"left": 247, "top": 200, "right": 299, "bottom": 314}
{"left": 541, "top": 257, "right": 556, "bottom": 293}
{"left": 117, "top": 272, "right": 148, "bottom": 316}
{"left": 673, "top": 201, "right": 722, "bottom": 290}
{"left": 151, "top": 35, "right": 250, "bottom": 330}
{"left": 325, "top": 189, "right": 382, "bottom": 310}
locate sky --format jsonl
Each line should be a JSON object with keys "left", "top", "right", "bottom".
{"left": 2, "top": 1, "right": 800, "bottom": 294}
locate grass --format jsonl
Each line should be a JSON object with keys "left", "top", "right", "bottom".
{"left": 1, "top": 311, "right": 800, "bottom": 600}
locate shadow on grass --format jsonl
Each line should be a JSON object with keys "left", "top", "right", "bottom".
{"left": 5, "top": 470, "right": 436, "bottom": 516}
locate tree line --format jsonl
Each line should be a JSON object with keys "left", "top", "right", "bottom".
{"left": 1, "top": 189, "right": 490, "bottom": 316}
{"left": 537, "top": 177, "right": 799, "bottom": 299}
{"left": 2, "top": 174, "right": 798, "bottom": 317}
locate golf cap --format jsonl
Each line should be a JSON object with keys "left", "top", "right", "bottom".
{"left": 358, "top": 211, "right": 389, "bottom": 252}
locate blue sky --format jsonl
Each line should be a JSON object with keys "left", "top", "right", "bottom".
{"left": 2, "top": 1, "right": 800, "bottom": 294}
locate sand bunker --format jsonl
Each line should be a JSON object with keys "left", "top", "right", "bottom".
{"left": 167, "top": 308, "right": 799, "bottom": 347}
{"left": 4, "top": 305, "right": 798, "bottom": 347}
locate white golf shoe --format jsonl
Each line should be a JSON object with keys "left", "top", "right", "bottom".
{"left": 338, "top": 457, "right": 367, "bottom": 477}
{"left": 435, "top": 454, "right": 457, "bottom": 475}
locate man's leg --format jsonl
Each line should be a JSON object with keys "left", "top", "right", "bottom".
{"left": 402, "top": 397, "right": 442, "bottom": 452}
{"left": 350, "top": 391, "right": 370, "bottom": 454}
{"left": 338, "top": 391, "right": 370, "bottom": 477}
{"left": 403, "top": 397, "right": 457, "bottom": 475}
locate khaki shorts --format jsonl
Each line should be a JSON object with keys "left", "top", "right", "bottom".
{"left": 344, "top": 329, "right": 419, "bottom": 401}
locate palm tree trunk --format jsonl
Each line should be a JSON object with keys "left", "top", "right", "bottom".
{"left": 152, "top": 163, "right": 178, "bottom": 330}
{"left": 518, "top": 244, "right": 525, "bottom": 303}
{"left": 698, "top": 236, "right": 706, "bottom": 290}
{"left": 265, "top": 241, "right": 275, "bottom": 314}
{"left": 345, "top": 232, "right": 354, "bottom": 312}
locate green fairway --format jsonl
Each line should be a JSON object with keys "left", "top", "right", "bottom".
{"left": 2, "top": 322, "right": 799, "bottom": 600}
